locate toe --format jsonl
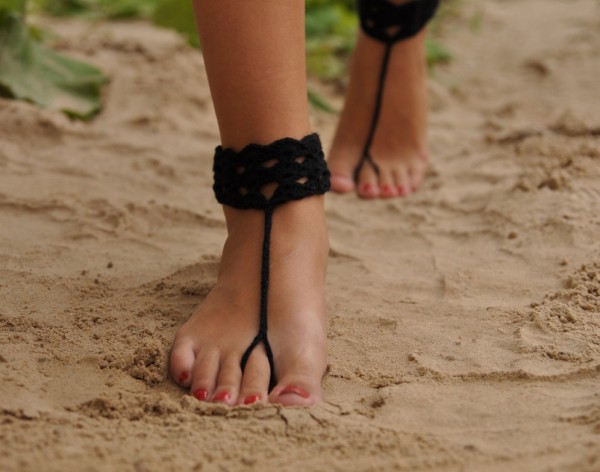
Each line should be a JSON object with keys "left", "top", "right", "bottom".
{"left": 237, "top": 346, "right": 270, "bottom": 405}
{"left": 170, "top": 337, "right": 195, "bottom": 387}
{"left": 327, "top": 147, "right": 358, "bottom": 194}
{"left": 393, "top": 166, "right": 412, "bottom": 197}
{"left": 378, "top": 167, "right": 400, "bottom": 199}
{"left": 330, "top": 173, "right": 355, "bottom": 193}
{"left": 211, "top": 355, "right": 242, "bottom": 406}
{"left": 356, "top": 165, "right": 380, "bottom": 199}
{"left": 269, "top": 373, "right": 321, "bottom": 407}
{"left": 190, "top": 348, "right": 220, "bottom": 401}
{"left": 409, "top": 157, "right": 428, "bottom": 192}
{"left": 268, "top": 344, "right": 325, "bottom": 407}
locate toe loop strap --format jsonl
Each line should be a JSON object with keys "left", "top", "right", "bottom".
{"left": 353, "top": 152, "right": 381, "bottom": 183}
{"left": 213, "top": 133, "right": 331, "bottom": 210}
{"left": 359, "top": 0, "right": 440, "bottom": 44}
{"left": 240, "top": 331, "right": 276, "bottom": 392}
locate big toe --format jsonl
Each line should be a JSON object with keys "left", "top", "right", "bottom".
{"left": 269, "top": 374, "right": 321, "bottom": 407}
{"left": 328, "top": 155, "right": 356, "bottom": 194}
{"left": 268, "top": 350, "right": 324, "bottom": 406}
{"left": 330, "top": 172, "right": 355, "bottom": 193}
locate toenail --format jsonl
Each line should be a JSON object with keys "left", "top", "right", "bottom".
{"left": 212, "top": 391, "right": 230, "bottom": 403}
{"left": 243, "top": 395, "right": 260, "bottom": 405}
{"left": 193, "top": 389, "right": 208, "bottom": 401}
{"left": 279, "top": 386, "right": 310, "bottom": 399}
{"left": 398, "top": 186, "right": 410, "bottom": 196}
{"left": 178, "top": 371, "right": 189, "bottom": 383}
{"left": 361, "top": 183, "right": 374, "bottom": 193}
{"left": 382, "top": 184, "right": 394, "bottom": 194}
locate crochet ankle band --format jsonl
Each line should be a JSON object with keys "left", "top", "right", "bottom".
{"left": 354, "top": 0, "right": 440, "bottom": 183}
{"left": 213, "top": 133, "right": 330, "bottom": 390}
{"left": 359, "top": 0, "right": 440, "bottom": 44}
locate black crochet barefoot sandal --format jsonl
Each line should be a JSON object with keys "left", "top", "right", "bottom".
{"left": 354, "top": 0, "right": 440, "bottom": 184}
{"left": 213, "top": 133, "right": 330, "bottom": 391}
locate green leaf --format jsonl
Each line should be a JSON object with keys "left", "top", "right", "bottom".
{"left": 97, "top": 0, "right": 157, "bottom": 19}
{"left": 425, "top": 38, "right": 452, "bottom": 68}
{"left": 152, "top": 0, "right": 198, "bottom": 48}
{"left": 0, "top": 0, "right": 26, "bottom": 14}
{"left": 305, "top": 2, "right": 357, "bottom": 79}
{"left": 0, "top": 8, "right": 106, "bottom": 119}
{"left": 31, "top": 0, "right": 89, "bottom": 17}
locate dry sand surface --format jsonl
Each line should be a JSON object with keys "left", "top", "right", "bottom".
{"left": 1, "top": 0, "right": 600, "bottom": 470}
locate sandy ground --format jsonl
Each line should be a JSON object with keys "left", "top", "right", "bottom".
{"left": 1, "top": 0, "right": 599, "bottom": 470}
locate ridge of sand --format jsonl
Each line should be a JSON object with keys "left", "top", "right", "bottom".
{"left": 1, "top": 0, "right": 599, "bottom": 470}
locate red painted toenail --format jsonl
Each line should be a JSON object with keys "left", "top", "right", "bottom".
{"left": 178, "top": 371, "right": 189, "bottom": 383}
{"left": 279, "top": 386, "right": 310, "bottom": 399}
{"left": 398, "top": 186, "right": 410, "bottom": 196}
{"left": 212, "top": 391, "right": 230, "bottom": 403}
{"left": 193, "top": 389, "right": 208, "bottom": 401}
{"left": 243, "top": 395, "right": 260, "bottom": 405}
{"left": 362, "top": 184, "right": 374, "bottom": 193}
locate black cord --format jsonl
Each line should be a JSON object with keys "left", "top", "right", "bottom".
{"left": 354, "top": 0, "right": 440, "bottom": 185}
{"left": 353, "top": 41, "right": 393, "bottom": 183}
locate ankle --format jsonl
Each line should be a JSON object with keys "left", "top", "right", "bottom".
{"left": 223, "top": 196, "right": 328, "bottom": 249}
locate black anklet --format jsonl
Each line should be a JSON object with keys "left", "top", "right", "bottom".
{"left": 354, "top": 0, "right": 439, "bottom": 184}
{"left": 213, "top": 133, "right": 330, "bottom": 391}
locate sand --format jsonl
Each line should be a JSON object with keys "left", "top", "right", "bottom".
{"left": 1, "top": 0, "right": 599, "bottom": 470}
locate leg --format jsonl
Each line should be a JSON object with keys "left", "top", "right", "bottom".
{"left": 328, "top": 1, "right": 433, "bottom": 199}
{"left": 169, "top": 0, "right": 329, "bottom": 406}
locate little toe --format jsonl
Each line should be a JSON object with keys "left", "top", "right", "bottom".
{"left": 170, "top": 338, "right": 195, "bottom": 387}
{"left": 190, "top": 348, "right": 220, "bottom": 401}
{"left": 211, "top": 355, "right": 242, "bottom": 406}
{"left": 356, "top": 166, "right": 380, "bottom": 199}
{"left": 237, "top": 347, "right": 271, "bottom": 405}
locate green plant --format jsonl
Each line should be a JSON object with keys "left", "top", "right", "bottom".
{"left": 2, "top": 0, "right": 457, "bottom": 118}
{"left": 30, "top": 0, "right": 159, "bottom": 19}
{"left": 0, "top": 0, "right": 106, "bottom": 119}
{"left": 305, "top": 0, "right": 357, "bottom": 79}
{"left": 152, "top": 0, "right": 198, "bottom": 48}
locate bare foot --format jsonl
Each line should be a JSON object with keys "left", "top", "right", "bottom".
{"left": 328, "top": 29, "right": 429, "bottom": 199}
{"left": 170, "top": 197, "right": 328, "bottom": 407}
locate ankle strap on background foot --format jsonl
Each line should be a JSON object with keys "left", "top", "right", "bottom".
{"left": 213, "top": 133, "right": 330, "bottom": 210}
{"left": 353, "top": 0, "right": 439, "bottom": 185}
{"left": 358, "top": 0, "right": 440, "bottom": 44}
